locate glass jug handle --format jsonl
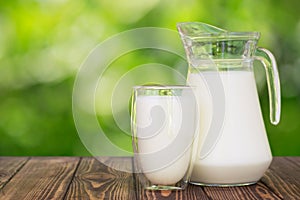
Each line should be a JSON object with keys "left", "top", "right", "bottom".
{"left": 254, "top": 47, "right": 281, "bottom": 125}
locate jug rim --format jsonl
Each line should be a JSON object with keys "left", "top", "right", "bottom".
{"left": 177, "top": 22, "right": 260, "bottom": 40}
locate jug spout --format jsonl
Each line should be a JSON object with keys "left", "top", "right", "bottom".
{"left": 177, "top": 22, "right": 227, "bottom": 64}
{"left": 177, "top": 22, "right": 227, "bottom": 38}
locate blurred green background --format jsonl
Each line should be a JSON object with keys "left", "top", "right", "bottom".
{"left": 0, "top": 0, "right": 299, "bottom": 156}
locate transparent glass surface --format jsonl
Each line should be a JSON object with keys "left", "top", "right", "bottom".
{"left": 177, "top": 21, "right": 280, "bottom": 125}
{"left": 131, "top": 85, "right": 198, "bottom": 190}
{"left": 177, "top": 22, "right": 280, "bottom": 186}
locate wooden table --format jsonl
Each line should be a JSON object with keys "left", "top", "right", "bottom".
{"left": 0, "top": 157, "right": 299, "bottom": 200}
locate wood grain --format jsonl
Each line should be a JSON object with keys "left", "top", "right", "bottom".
{"left": 0, "top": 157, "right": 299, "bottom": 200}
{"left": 0, "top": 157, "right": 79, "bottom": 200}
{"left": 0, "top": 157, "right": 28, "bottom": 190}
{"left": 203, "top": 182, "right": 281, "bottom": 200}
{"left": 261, "top": 157, "right": 300, "bottom": 199}
{"left": 64, "top": 157, "right": 135, "bottom": 200}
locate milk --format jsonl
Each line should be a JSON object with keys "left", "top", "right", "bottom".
{"left": 187, "top": 70, "right": 272, "bottom": 185}
{"left": 134, "top": 94, "right": 196, "bottom": 185}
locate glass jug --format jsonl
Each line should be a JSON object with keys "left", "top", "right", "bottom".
{"left": 177, "top": 22, "right": 281, "bottom": 186}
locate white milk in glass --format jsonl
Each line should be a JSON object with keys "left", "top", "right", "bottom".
{"left": 135, "top": 95, "right": 195, "bottom": 185}
{"left": 187, "top": 70, "right": 272, "bottom": 185}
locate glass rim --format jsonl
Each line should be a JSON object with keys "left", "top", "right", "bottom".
{"left": 133, "top": 85, "right": 195, "bottom": 90}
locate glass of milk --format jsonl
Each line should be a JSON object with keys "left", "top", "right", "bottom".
{"left": 131, "top": 85, "right": 199, "bottom": 190}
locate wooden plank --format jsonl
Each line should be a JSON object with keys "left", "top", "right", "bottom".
{"left": 261, "top": 157, "right": 300, "bottom": 199}
{"left": 203, "top": 182, "right": 281, "bottom": 200}
{"left": 133, "top": 162, "right": 280, "bottom": 200}
{"left": 64, "top": 157, "right": 136, "bottom": 200}
{"left": 0, "top": 157, "right": 28, "bottom": 189}
{"left": 136, "top": 177, "right": 280, "bottom": 200}
{"left": 0, "top": 157, "right": 297, "bottom": 200}
{"left": 0, "top": 157, "right": 80, "bottom": 200}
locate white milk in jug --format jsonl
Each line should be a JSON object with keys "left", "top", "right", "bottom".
{"left": 187, "top": 70, "right": 272, "bottom": 185}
